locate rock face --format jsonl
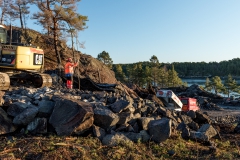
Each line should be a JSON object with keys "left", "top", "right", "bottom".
{"left": 77, "top": 54, "right": 117, "bottom": 84}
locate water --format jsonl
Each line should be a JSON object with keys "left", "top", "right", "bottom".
{"left": 181, "top": 78, "right": 240, "bottom": 98}
{"left": 181, "top": 78, "right": 206, "bottom": 87}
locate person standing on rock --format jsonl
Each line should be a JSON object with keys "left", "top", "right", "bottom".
{"left": 64, "top": 58, "right": 79, "bottom": 89}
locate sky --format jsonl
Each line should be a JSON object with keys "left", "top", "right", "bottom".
{"left": 24, "top": 1, "right": 240, "bottom": 64}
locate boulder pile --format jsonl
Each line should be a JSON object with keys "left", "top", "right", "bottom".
{"left": 0, "top": 81, "right": 225, "bottom": 146}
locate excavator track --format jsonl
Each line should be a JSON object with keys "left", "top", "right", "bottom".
{"left": 0, "top": 72, "right": 10, "bottom": 90}
{"left": 32, "top": 73, "right": 52, "bottom": 88}
{"left": 0, "top": 72, "right": 52, "bottom": 90}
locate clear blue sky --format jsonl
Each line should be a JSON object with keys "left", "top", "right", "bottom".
{"left": 23, "top": 1, "right": 240, "bottom": 64}
{"left": 77, "top": 0, "right": 240, "bottom": 64}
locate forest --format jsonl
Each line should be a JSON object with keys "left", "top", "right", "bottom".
{"left": 96, "top": 51, "right": 240, "bottom": 95}
{"left": 172, "top": 58, "right": 240, "bottom": 78}
{"left": 113, "top": 58, "right": 240, "bottom": 79}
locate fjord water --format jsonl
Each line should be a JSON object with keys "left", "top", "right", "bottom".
{"left": 181, "top": 78, "right": 240, "bottom": 98}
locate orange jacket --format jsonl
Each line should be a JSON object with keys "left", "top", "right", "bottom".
{"left": 64, "top": 62, "right": 78, "bottom": 74}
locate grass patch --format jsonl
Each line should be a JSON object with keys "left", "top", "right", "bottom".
{"left": 0, "top": 133, "right": 239, "bottom": 159}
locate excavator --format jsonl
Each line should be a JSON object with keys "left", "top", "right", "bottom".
{"left": 0, "top": 24, "right": 52, "bottom": 90}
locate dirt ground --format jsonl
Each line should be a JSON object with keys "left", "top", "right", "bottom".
{"left": 203, "top": 105, "right": 240, "bottom": 118}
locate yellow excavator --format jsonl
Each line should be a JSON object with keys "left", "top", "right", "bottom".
{"left": 0, "top": 24, "right": 52, "bottom": 90}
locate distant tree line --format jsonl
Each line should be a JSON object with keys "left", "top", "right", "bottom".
{"left": 97, "top": 51, "right": 240, "bottom": 96}
{"left": 171, "top": 58, "right": 240, "bottom": 78}
{"left": 97, "top": 51, "right": 186, "bottom": 88}
{"left": 97, "top": 51, "right": 240, "bottom": 79}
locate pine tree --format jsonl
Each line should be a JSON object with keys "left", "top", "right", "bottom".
{"left": 210, "top": 76, "right": 224, "bottom": 95}
{"left": 97, "top": 51, "right": 113, "bottom": 69}
{"left": 143, "top": 66, "right": 151, "bottom": 88}
{"left": 9, "top": 0, "right": 30, "bottom": 29}
{"left": 114, "top": 64, "right": 126, "bottom": 83}
{"left": 31, "top": 0, "right": 87, "bottom": 66}
{"left": 150, "top": 55, "right": 159, "bottom": 87}
{"left": 205, "top": 77, "right": 212, "bottom": 92}
{"left": 167, "top": 65, "right": 182, "bottom": 87}
{"left": 129, "top": 63, "right": 144, "bottom": 87}
{"left": 0, "top": 0, "right": 13, "bottom": 24}
{"left": 158, "top": 67, "right": 168, "bottom": 88}
{"left": 224, "top": 74, "right": 239, "bottom": 97}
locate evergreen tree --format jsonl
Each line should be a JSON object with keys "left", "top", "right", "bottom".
{"left": 131, "top": 63, "right": 138, "bottom": 85}
{"left": 167, "top": 65, "right": 182, "bottom": 87}
{"left": 210, "top": 76, "right": 224, "bottom": 95}
{"left": 224, "top": 74, "right": 239, "bottom": 97}
{"left": 9, "top": 0, "right": 30, "bottom": 29}
{"left": 143, "top": 66, "right": 152, "bottom": 88}
{"left": 114, "top": 64, "right": 126, "bottom": 82}
{"left": 150, "top": 55, "right": 159, "bottom": 87}
{"left": 205, "top": 77, "right": 212, "bottom": 92}
{"left": 31, "top": 0, "right": 88, "bottom": 66}
{"left": 126, "top": 64, "right": 134, "bottom": 85}
{"left": 97, "top": 51, "right": 113, "bottom": 69}
{"left": 130, "top": 62, "right": 144, "bottom": 87}
{"left": 0, "top": 0, "right": 13, "bottom": 24}
{"left": 158, "top": 67, "right": 168, "bottom": 88}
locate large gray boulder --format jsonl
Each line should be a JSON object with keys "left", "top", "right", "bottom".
{"left": 7, "top": 102, "right": 29, "bottom": 117}
{"left": 93, "top": 106, "right": 119, "bottom": 130}
{"left": 148, "top": 118, "right": 172, "bottom": 143}
{"left": 49, "top": 99, "right": 94, "bottom": 136}
{"left": 193, "top": 112, "right": 211, "bottom": 124}
{"left": 37, "top": 100, "right": 55, "bottom": 117}
{"left": 13, "top": 106, "right": 39, "bottom": 126}
{"left": 190, "top": 124, "right": 217, "bottom": 141}
{"left": 0, "top": 108, "right": 17, "bottom": 135}
{"left": 138, "top": 117, "right": 155, "bottom": 130}
{"left": 117, "top": 112, "right": 133, "bottom": 125}
{"left": 92, "top": 125, "right": 106, "bottom": 141}
{"left": 27, "top": 118, "right": 48, "bottom": 134}
{"left": 110, "top": 100, "right": 132, "bottom": 113}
